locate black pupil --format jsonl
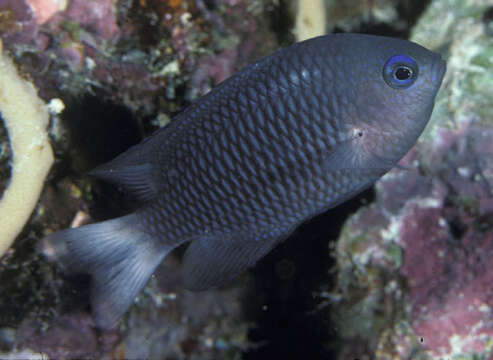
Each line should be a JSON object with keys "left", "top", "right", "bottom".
{"left": 395, "top": 66, "right": 412, "bottom": 81}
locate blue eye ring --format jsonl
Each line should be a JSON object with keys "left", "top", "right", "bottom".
{"left": 383, "top": 55, "right": 418, "bottom": 89}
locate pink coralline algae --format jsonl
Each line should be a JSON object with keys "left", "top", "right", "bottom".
{"left": 27, "top": 0, "right": 66, "bottom": 24}
{"left": 395, "top": 125, "right": 493, "bottom": 356}
{"left": 0, "top": 0, "right": 122, "bottom": 98}
{"left": 0, "top": 0, "right": 118, "bottom": 41}
{"left": 335, "top": 122, "right": 493, "bottom": 358}
{"left": 400, "top": 203, "right": 493, "bottom": 355}
{"left": 17, "top": 312, "right": 104, "bottom": 358}
{"left": 63, "top": 0, "right": 119, "bottom": 39}
{"left": 0, "top": 0, "right": 275, "bottom": 117}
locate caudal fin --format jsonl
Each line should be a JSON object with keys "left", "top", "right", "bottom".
{"left": 41, "top": 213, "right": 171, "bottom": 329}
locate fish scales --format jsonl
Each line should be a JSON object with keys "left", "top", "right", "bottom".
{"left": 42, "top": 33, "right": 446, "bottom": 329}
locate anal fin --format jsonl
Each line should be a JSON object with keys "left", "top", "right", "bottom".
{"left": 183, "top": 228, "right": 290, "bottom": 291}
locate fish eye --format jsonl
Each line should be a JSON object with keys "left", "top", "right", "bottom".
{"left": 383, "top": 55, "right": 418, "bottom": 89}
{"left": 395, "top": 66, "right": 412, "bottom": 80}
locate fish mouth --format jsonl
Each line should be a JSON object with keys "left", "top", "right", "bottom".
{"left": 432, "top": 56, "right": 447, "bottom": 85}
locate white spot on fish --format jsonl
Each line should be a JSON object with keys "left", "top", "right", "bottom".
{"left": 351, "top": 127, "right": 364, "bottom": 139}
{"left": 301, "top": 69, "right": 309, "bottom": 80}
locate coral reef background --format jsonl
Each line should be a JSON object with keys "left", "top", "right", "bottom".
{"left": 0, "top": 0, "right": 491, "bottom": 359}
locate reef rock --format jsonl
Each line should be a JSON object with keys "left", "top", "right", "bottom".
{"left": 331, "top": 0, "right": 493, "bottom": 359}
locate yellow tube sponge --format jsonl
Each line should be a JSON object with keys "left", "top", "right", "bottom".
{"left": 295, "top": 0, "right": 326, "bottom": 41}
{"left": 0, "top": 40, "right": 54, "bottom": 257}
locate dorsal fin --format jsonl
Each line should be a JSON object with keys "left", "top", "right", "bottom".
{"left": 88, "top": 118, "right": 191, "bottom": 202}
{"left": 89, "top": 140, "right": 158, "bottom": 202}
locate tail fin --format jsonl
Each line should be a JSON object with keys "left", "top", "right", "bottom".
{"left": 41, "top": 213, "right": 170, "bottom": 329}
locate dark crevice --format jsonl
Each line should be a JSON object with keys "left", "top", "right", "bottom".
{"left": 0, "top": 113, "right": 12, "bottom": 198}
{"left": 60, "top": 95, "right": 143, "bottom": 221}
{"left": 483, "top": 6, "right": 493, "bottom": 36}
{"left": 61, "top": 95, "right": 142, "bottom": 171}
{"left": 396, "top": 0, "right": 433, "bottom": 32}
{"left": 332, "top": 0, "right": 432, "bottom": 39}
{"left": 266, "top": 0, "right": 295, "bottom": 46}
{"left": 242, "top": 188, "right": 375, "bottom": 360}
{"left": 448, "top": 216, "right": 467, "bottom": 240}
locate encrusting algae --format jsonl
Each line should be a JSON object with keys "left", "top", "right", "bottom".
{"left": 0, "top": 40, "right": 54, "bottom": 257}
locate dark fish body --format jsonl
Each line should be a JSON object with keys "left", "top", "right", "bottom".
{"left": 43, "top": 34, "right": 446, "bottom": 328}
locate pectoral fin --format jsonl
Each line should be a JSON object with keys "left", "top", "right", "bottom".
{"left": 321, "top": 137, "right": 395, "bottom": 173}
